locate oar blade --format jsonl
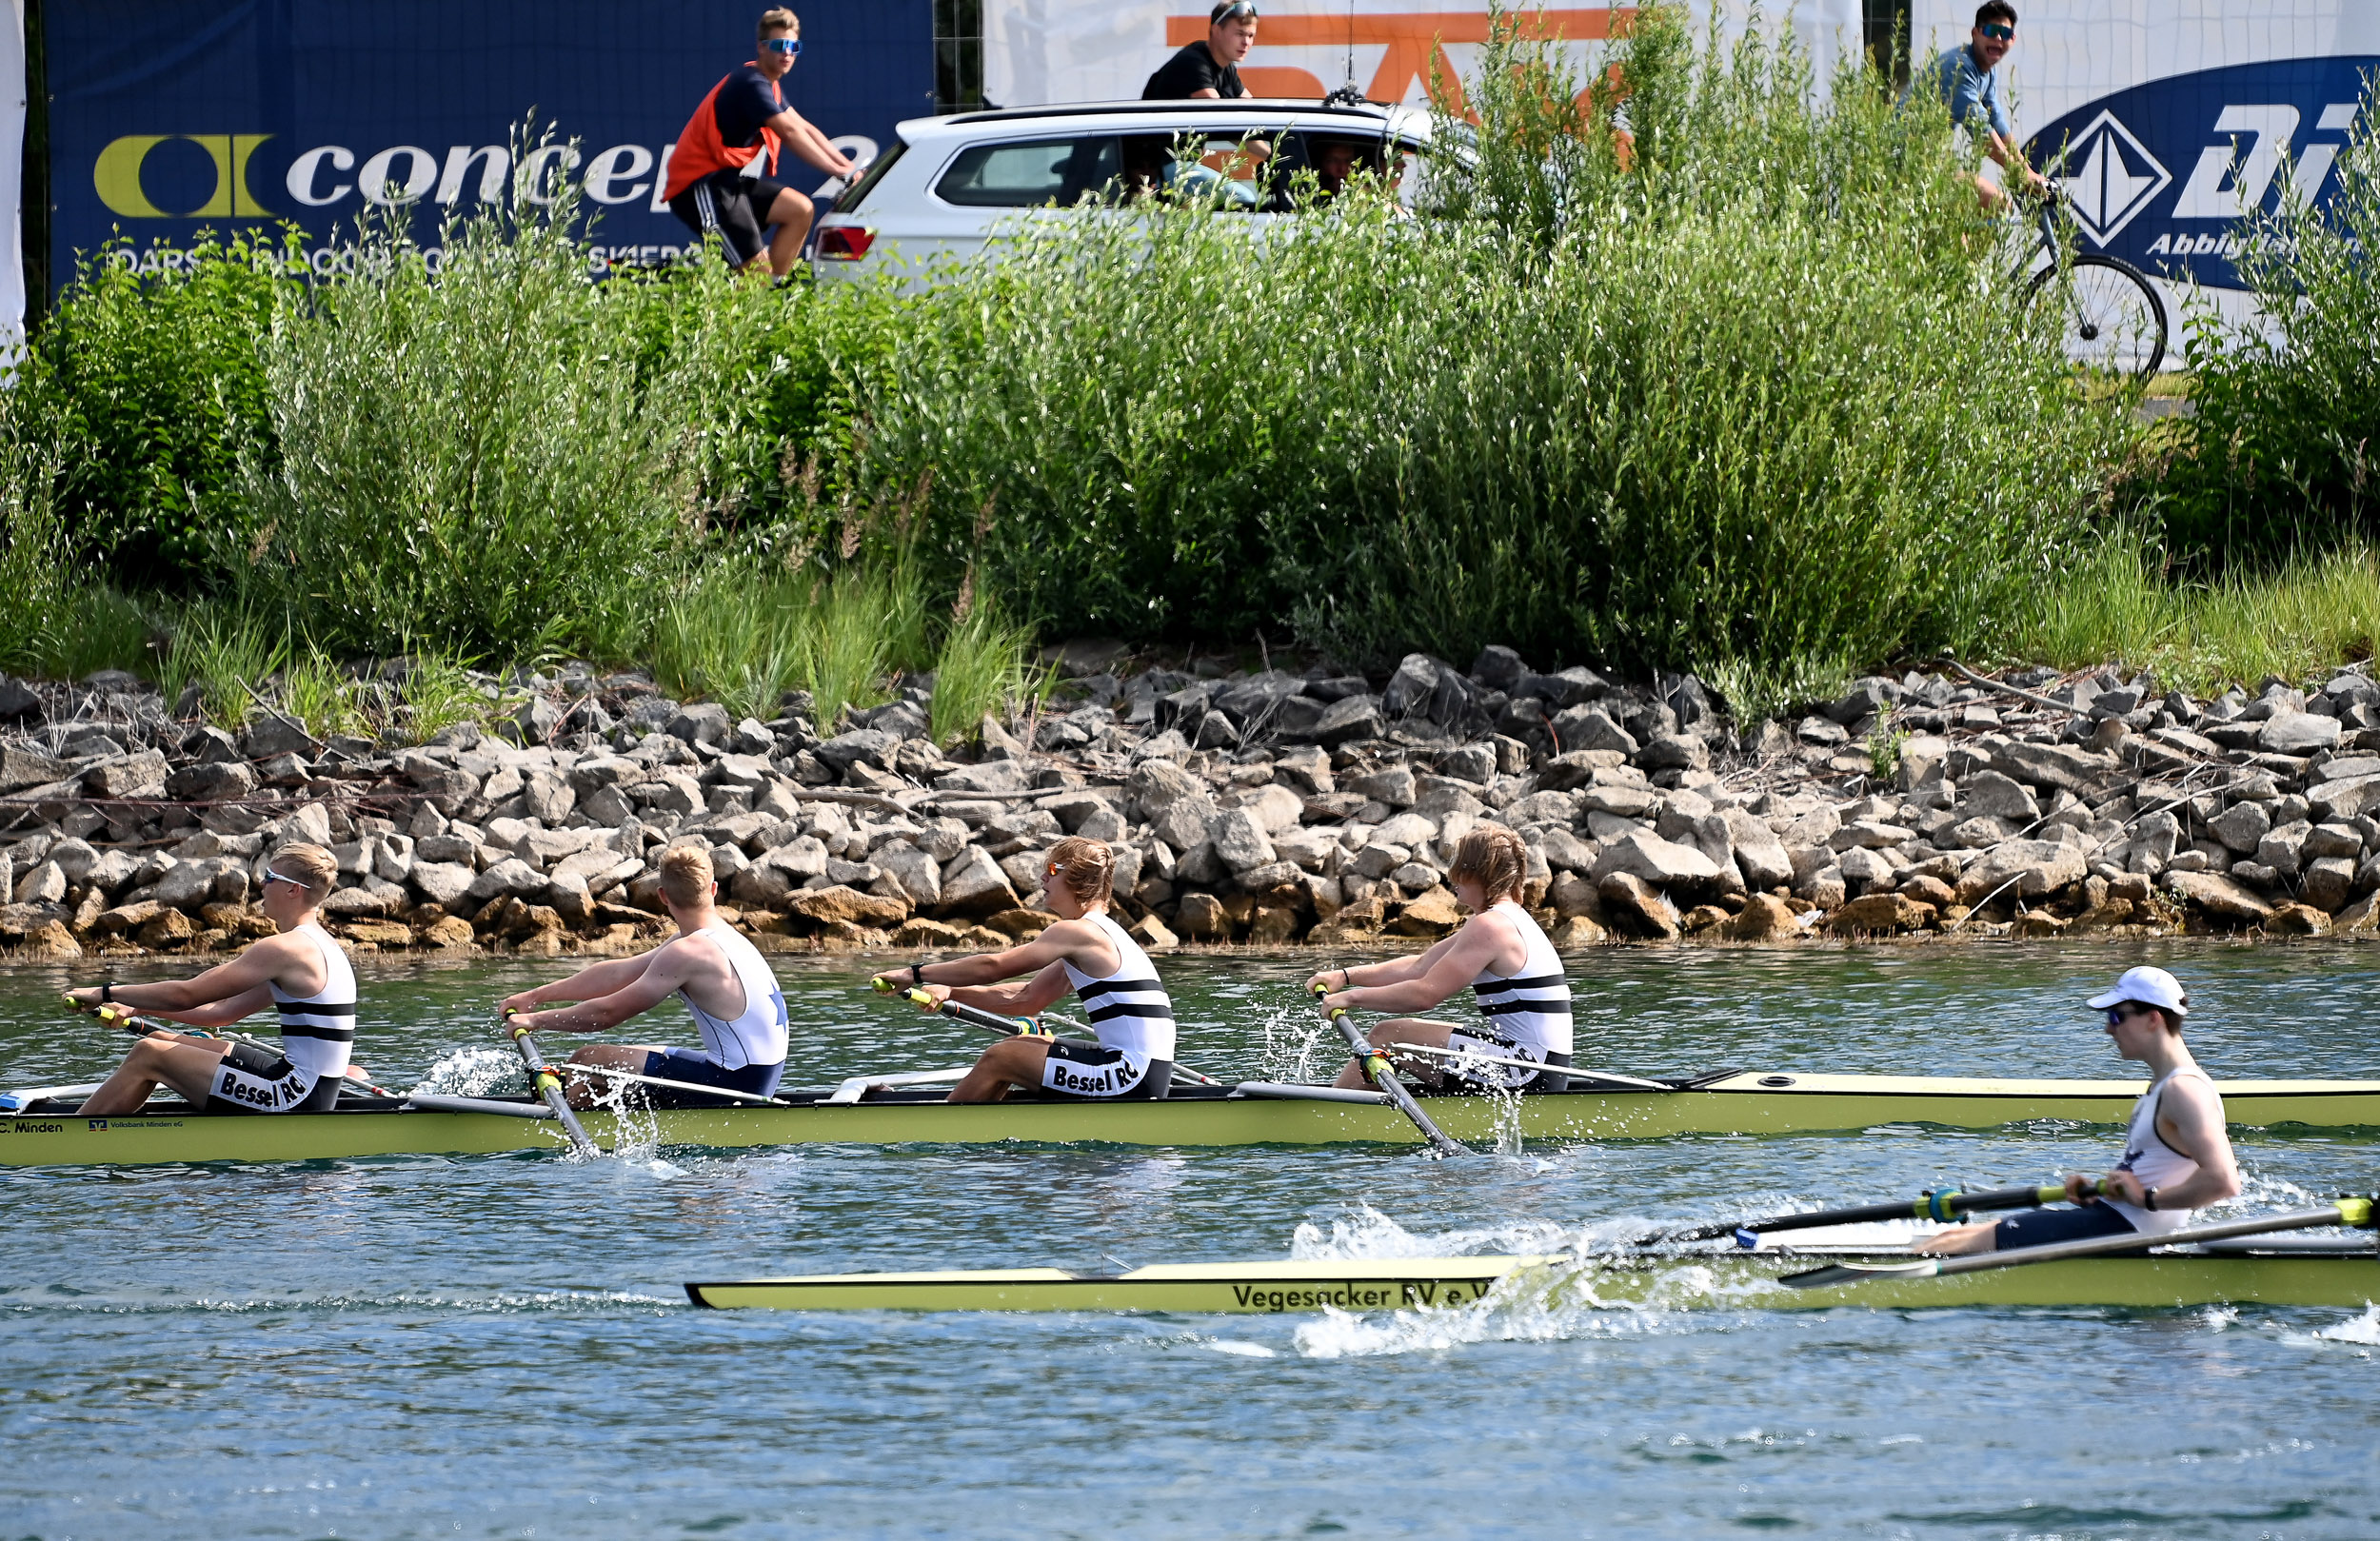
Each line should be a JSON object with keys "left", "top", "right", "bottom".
{"left": 1779, "top": 1259, "right": 1939, "bottom": 1291}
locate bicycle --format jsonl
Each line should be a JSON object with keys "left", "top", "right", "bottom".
{"left": 2014, "top": 180, "right": 2168, "bottom": 382}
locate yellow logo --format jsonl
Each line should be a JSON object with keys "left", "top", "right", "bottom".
{"left": 94, "top": 134, "right": 274, "bottom": 217}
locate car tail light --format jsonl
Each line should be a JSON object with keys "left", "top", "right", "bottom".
{"left": 816, "top": 227, "right": 875, "bottom": 261}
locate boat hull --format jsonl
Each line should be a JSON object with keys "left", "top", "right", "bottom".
{"left": 684, "top": 1248, "right": 2380, "bottom": 1313}
{"left": 8, "top": 1073, "right": 2380, "bottom": 1167}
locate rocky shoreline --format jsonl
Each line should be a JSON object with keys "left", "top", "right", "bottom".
{"left": 3, "top": 642, "right": 2377, "bottom": 965}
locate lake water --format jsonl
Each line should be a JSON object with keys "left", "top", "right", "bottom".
{"left": 4, "top": 938, "right": 2378, "bottom": 1540}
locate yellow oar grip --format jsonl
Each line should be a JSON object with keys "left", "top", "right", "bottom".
{"left": 2340, "top": 1195, "right": 2373, "bottom": 1229}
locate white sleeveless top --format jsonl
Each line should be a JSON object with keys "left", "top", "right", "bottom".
{"left": 1060, "top": 913, "right": 1177, "bottom": 1064}
{"left": 2103, "top": 1068, "right": 2217, "bottom": 1235}
{"left": 1469, "top": 901, "right": 1574, "bottom": 1059}
{"left": 270, "top": 922, "right": 357, "bottom": 1092}
{"left": 679, "top": 922, "right": 790, "bottom": 1070}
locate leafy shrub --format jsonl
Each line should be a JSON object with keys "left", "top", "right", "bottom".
{"left": 2162, "top": 73, "right": 2380, "bottom": 565}
{"left": 22, "top": 228, "right": 299, "bottom": 589}
{"left": 849, "top": 6, "right": 2130, "bottom": 683}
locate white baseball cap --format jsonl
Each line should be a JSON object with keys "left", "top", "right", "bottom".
{"left": 2086, "top": 965, "right": 2188, "bottom": 1017}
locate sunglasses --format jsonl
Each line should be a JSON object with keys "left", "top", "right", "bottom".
{"left": 762, "top": 36, "right": 803, "bottom": 56}
{"left": 1213, "top": 1, "right": 1259, "bottom": 21}
{"left": 2105, "top": 1003, "right": 2153, "bottom": 1026}
{"left": 264, "top": 869, "right": 307, "bottom": 889}
{"left": 1977, "top": 23, "right": 2013, "bottom": 40}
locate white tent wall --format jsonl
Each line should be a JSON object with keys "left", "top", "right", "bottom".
{"left": 984, "top": 1, "right": 1868, "bottom": 118}
{"left": 1, "top": 0, "right": 24, "bottom": 350}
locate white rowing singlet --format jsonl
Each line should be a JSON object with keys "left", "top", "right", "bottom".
{"left": 1469, "top": 902, "right": 1574, "bottom": 1060}
{"left": 2103, "top": 1068, "right": 2217, "bottom": 1235}
{"left": 679, "top": 922, "right": 790, "bottom": 1070}
{"left": 1060, "top": 913, "right": 1178, "bottom": 1064}
{"left": 271, "top": 923, "right": 357, "bottom": 1102}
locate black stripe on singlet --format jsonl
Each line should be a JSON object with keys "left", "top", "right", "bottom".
{"left": 1474, "top": 974, "right": 1567, "bottom": 997}
{"left": 1477, "top": 998, "right": 1572, "bottom": 1019}
{"left": 1078, "top": 978, "right": 1165, "bottom": 1002}
{"left": 276, "top": 1023, "right": 356, "bottom": 1042}
{"left": 1083, "top": 1000, "right": 1176, "bottom": 1024}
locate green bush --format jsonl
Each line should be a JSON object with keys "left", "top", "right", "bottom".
{"left": 22, "top": 228, "right": 299, "bottom": 590}
{"left": 848, "top": 5, "right": 2132, "bottom": 683}
{"left": 2162, "top": 73, "right": 2380, "bottom": 565}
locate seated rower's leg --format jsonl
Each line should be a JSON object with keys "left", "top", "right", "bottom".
{"left": 76, "top": 1033, "right": 233, "bottom": 1116}
{"left": 1914, "top": 1218, "right": 1997, "bottom": 1256}
{"left": 948, "top": 1037, "right": 1055, "bottom": 1104}
{"left": 1331, "top": 1018, "right": 1458, "bottom": 1090}
{"left": 561, "top": 1043, "right": 665, "bottom": 1109}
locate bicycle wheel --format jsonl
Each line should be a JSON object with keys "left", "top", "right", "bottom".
{"left": 2027, "top": 253, "right": 2169, "bottom": 382}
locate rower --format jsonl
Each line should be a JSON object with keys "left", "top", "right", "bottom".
{"left": 497, "top": 845, "right": 789, "bottom": 1108}
{"left": 1314, "top": 825, "right": 1573, "bottom": 1093}
{"left": 874, "top": 837, "right": 1176, "bottom": 1103}
{"left": 65, "top": 843, "right": 360, "bottom": 1116}
{"left": 1918, "top": 965, "right": 2241, "bottom": 1255}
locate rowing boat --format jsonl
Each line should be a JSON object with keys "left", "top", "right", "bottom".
{"left": 7, "top": 1069, "right": 2380, "bottom": 1167}
{"left": 684, "top": 1237, "right": 2380, "bottom": 1313}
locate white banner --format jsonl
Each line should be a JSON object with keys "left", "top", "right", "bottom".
{"left": 1, "top": 0, "right": 24, "bottom": 350}
{"left": 986, "top": 1, "right": 1866, "bottom": 116}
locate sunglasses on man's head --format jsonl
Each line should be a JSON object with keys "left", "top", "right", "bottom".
{"left": 1978, "top": 23, "right": 2013, "bottom": 39}
{"left": 1213, "top": 1, "right": 1259, "bottom": 21}
{"left": 762, "top": 36, "right": 803, "bottom": 55}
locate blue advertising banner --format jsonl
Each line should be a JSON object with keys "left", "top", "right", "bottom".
{"left": 45, "top": 0, "right": 934, "bottom": 285}
{"left": 2033, "top": 56, "right": 2376, "bottom": 289}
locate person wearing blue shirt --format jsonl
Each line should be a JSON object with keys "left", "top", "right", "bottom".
{"left": 1914, "top": 1, "right": 2050, "bottom": 211}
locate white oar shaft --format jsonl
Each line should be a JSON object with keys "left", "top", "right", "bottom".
{"left": 1384, "top": 1041, "right": 1667, "bottom": 1090}
{"left": 1934, "top": 1205, "right": 2362, "bottom": 1276}
{"left": 550, "top": 1061, "right": 783, "bottom": 1107}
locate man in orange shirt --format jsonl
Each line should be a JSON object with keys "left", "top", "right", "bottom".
{"left": 662, "top": 8, "right": 857, "bottom": 277}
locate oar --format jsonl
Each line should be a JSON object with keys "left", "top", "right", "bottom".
{"left": 869, "top": 980, "right": 1222, "bottom": 1091}
{"left": 84, "top": 999, "right": 395, "bottom": 1096}
{"left": 499, "top": 1008, "right": 601, "bottom": 1157}
{"left": 545, "top": 1060, "right": 786, "bottom": 1107}
{"left": 1310, "top": 981, "right": 1471, "bottom": 1157}
{"left": 1645, "top": 1182, "right": 2100, "bottom": 1249}
{"left": 1781, "top": 1196, "right": 2378, "bottom": 1290}
{"left": 1384, "top": 1040, "right": 1669, "bottom": 1092}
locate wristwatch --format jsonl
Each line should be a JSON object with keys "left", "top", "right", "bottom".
{"left": 2143, "top": 1186, "right": 2161, "bottom": 1211}
{"left": 910, "top": 962, "right": 925, "bottom": 986}
{"left": 101, "top": 983, "right": 113, "bottom": 1005}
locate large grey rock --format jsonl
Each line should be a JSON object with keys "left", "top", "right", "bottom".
{"left": 521, "top": 769, "right": 575, "bottom": 825}
{"left": 1598, "top": 871, "right": 1680, "bottom": 938}
{"left": 1346, "top": 766, "right": 1417, "bottom": 806}
{"left": 86, "top": 750, "right": 170, "bottom": 799}
{"left": 1990, "top": 741, "right": 2123, "bottom": 798}
{"left": 2165, "top": 870, "right": 2274, "bottom": 923}
{"left": 815, "top": 728, "right": 898, "bottom": 774}
{"left": 1637, "top": 733, "right": 1710, "bottom": 772}
{"left": 1313, "top": 695, "right": 1385, "bottom": 747}
{"left": 1590, "top": 830, "right": 1722, "bottom": 889}
{"left": 2261, "top": 712, "right": 2343, "bottom": 755}
{"left": 853, "top": 842, "right": 935, "bottom": 910}
{"left": 938, "top": 845, "right": 1018, "bottom": 916}
{"left": 2256, "top": 820, "right": 2312, "bottom": 879}
{"left": 1552, "top": 705, "right": 1637, "bottom": 758}
{"left": 567, "top": 755, "right": 644, "bottom": 794}
{"left": 1838, "top": 846, "right": 1894, "bottom": 894}
{"left": 166, "top": 760, "right": 258, "bottom": 801}
{"left": 2310, "top": 775, "right": 2380, "bottom": 822}
{"left": 466, "top": 858, "right": 547, "bottom": 904}
{"left": 938, "top": 759, "right": 1032, "bottom": 797}
{"left": 151, "top": 858, "right": 225, "bottom": 911}
{"left": 1829, "top": 820, "right": 1917, "bottom": 851}
{"left": 1955, "top": 839, "right": 2086, "bottom": 904}
{"left": 2209, "top": 800, "right": 2272, "bottom": 854}
{"left": 0, "top": 676, "right": 43, "bottom": 721}
{"left": 1539, "top": 826, "right": 1598, "bottom": 874}
{"left": 1125, "top": 760, "right": 1205, "bottom": 820}
{"left": 1518, "top": 667, "right": 1607, "bottom": 709}
{"left": 1150, "top": 799, "right": 1218, "bottom": 853}
{"left": 1721, "top": 808, "right": 1794, "bottom": 890}
{"left": 2305, "top": 821, "right": 2364, "bottom": 860}
{"left": 14, "top": 859, "right": 66, "bottom": 906}
{"left": 1958, "top": 770, "right": 2039, "bottom": 823}
{"left": 1208, "top": 808, "right": 1277, "bottom": 872}
{"left": 665, "top": 703, "right": 732, "bottom": 745}
{"left": 240, "top": 717, "right": 319, "bottom": 760}
{"left": 2303, "top": 856, "right": 2357, "bottom": 911}
{"left": 408, "top": 861, "right": 478, "bottom": 907}
{"left": 1504, "top": 790, "right": 1582, "bottom": 826}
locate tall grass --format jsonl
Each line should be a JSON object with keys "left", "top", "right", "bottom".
{"left": 154, "top": 607, "right": 287, "bottom": 730}
{"left": 848, "top": 4, "right": 2132, "bottom": 682}
{"left": 2162, "top": 72, "right": 2380, "bottom": 564}
{"left": 930, "top": 596, "right": 1047, "bottom": 747}
{"left": 2018, "top": 526, "right": 2380, "bottom": 692}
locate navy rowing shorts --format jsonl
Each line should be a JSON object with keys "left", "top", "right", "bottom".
{"left": 637, "top": 1048, "right": 785, "bottom": 1109}
{"left": 1993, "top": 1201, "right": 2138, "bottom": 1250}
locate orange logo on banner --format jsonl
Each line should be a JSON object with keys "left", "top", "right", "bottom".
{"left": 1163, "top": 9, "right": 1633, "bottom": 113}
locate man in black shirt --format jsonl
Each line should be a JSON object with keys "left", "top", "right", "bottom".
{"left": 1143, "top": 0, "right": 1258, "bottom": 99}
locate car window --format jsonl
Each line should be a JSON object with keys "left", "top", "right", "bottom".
{"left": 1120, "top": 127, "right": 1287, "bottom": 211}
{"left": 934, "top": 136, "right": 1123, "bottom": 207}
{"left": 1267, "top": 130, "right": 1396, "bottom": 211}
{"left": 834, "top": 139, "right": 906, "bottom": 214}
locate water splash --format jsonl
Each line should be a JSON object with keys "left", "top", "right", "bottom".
{"left": 1290, "top": 1255, "right": 1770, "bottom": 1358}
{"left": 2309, "top": 1303, "right": 2380, "bottom": 1346}
{"left": 409, "top": 1045, "right": 526, "bottom": 1097}
{"left": 1255, "top": 1005, "right": 1334, "bottom": 1083}
{"left": 1288, "top": 1202, "right": 1649, "bottom": 1261}
{"left": 1203, "top": 1338, "right": 1279, "bottom": 1358}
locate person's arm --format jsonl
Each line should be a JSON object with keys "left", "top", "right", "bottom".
{"left": 162, "top": 985, "right": 279, "bottom": 1030}
{"left": 1975, "top": 75, "right": 2048, "bottom": 194}
{"left": 876, "top": 919, "right": 1111, "bottom": 999}
{"left": 498, "top": 955, "right": 658, "bottom": 1018}
{"left": 1321, "top": 919, "right": 1508, "bottom": 1016}
{"left": 1306, "top": 943, "right": 1441, "bottom": 998}
{"left": 764, "top": 109, "right": 855, "bottom": 178}
{"left": 945, "top": 959, "right": 1077, "bottom": 1017}
{"left": 507, "top": 940, "right": 693, "bottom": 1036}
{"left": 68, "top": 935, "right": 310, "bottom": 1021}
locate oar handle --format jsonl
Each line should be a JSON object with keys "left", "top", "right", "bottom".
{"left": 872, "top": 977, "right": 1047, "bottom": 1037}
{"left": 501, "top": 1007, "right": 601, "bottom": 1156}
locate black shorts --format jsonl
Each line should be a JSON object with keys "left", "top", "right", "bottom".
{"left": 635, "top": 1048, "right": 785, "bottom": 1110}
{"left": 668, "top": 170, "right": 797, "bottom": 267}
{"left": 205, "top": 1039, "right": 327, "bottom": 1115}
{"left": 1993, "top": 1202, "right": 2138, "bottom": 1250}
{"left": 1038, "top": 1039, "right": 1171, "bottom": 1101}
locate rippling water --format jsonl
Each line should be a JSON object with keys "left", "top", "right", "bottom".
{"left": 5, "top": 938, "right": 2379, "bottom": 1539}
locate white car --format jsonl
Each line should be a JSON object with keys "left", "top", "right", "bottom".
{"left": 810, "top": 97, "right": 1436, "bottom": 284}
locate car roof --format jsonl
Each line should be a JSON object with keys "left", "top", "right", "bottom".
{"left": 894, "top": 98, "right": 1434, "bottom": 143}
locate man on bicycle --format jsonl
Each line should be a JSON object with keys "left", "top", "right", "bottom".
{"left": 1914, "top": 2, "right": 2051, "bottom": 212}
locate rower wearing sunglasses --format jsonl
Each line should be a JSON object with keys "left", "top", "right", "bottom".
{"left": 661, "top": 7, "right": 857, "bottom": 277}
{"left": 872, "top": 838, "right": 1177, "bottom": 1104}
{"left": 1919, "top": 967, "right": 2241, "bottom": 1255}
{"left": 64, "top": 843, "right": 363, "bottom": 1117}
{"left": 1910, "top": 1, "right": 2051, "bottom": 212}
